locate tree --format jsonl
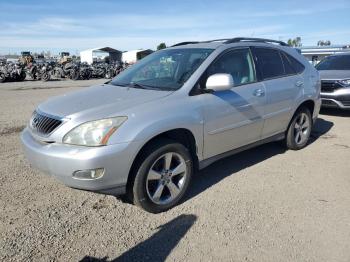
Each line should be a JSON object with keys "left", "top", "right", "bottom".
{"left": 317, "top": 40, "right": 331, "bottom": 46}
{"left": 287, "top": 37, "right": 302, "bottom": 47}
{"left": 157, "top": 43, "right": 167, "bottom": 50}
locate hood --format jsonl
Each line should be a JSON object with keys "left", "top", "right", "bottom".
{"left": 38, "top": 84, "right": 173, "bottom": 119}
{"left": 318, "top": 70, "right": 350, "bottom": 80}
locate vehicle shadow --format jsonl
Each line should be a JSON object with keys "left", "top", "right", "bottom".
{"left": 185, "top": 117, "right": 333, "bottom": 202}
{"left": 320, "top": 108, "right": 350, "bottom": 117}
{"left": 309, "top": 117, "right": 334, "bottom": 142}
{"left": 79, "top": 214, "right": 197, "bottom": 262}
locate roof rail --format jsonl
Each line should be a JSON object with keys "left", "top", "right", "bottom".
{"left": 171, "top": 41, "right": 200, "bottom": 47}
{"left": 172, "top": 39, "right": 231, "bottom": 47}
{"left": 225, "top": 37, "right": 288, "bottom": 46}
{"left": 171, "top": 37, "right": 288, "bottom": 47}
{"left": 201, "top": 38, "right": 231, "bottom": 43}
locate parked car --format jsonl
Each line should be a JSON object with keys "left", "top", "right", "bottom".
{"left": 315, "top": 53, "right": 350, "bottom": 109}
{"left": 21, "top": 37, "right": 321, "bottom": 213}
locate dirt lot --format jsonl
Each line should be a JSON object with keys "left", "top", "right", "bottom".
{"left": 0, "top": 79, "right": 349, "bottom": 262}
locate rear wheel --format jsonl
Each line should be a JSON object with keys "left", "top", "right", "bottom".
{"left": 130, "top": 139, "right": 193, "bottom": 213}
{"left": 285, "top": 107, "right": 312, "bottom": 150}
{"left": 41, "top": 72, "right": 50, "bottom": 82}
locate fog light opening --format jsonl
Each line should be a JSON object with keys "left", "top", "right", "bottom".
{"left": 73, "top": 168, "right": 105, "bottom": 180}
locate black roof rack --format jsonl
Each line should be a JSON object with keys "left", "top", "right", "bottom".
{"left": 172, "top": 41, "right": 200, "bottom": 47}
{"left": 201, "top": 38, "right": 231, "bottom": 43}
{"left": 171, "top": 37, "right": 288, "bottom": 47}
{"left": 225, "top": 37, "right": 288, "bottom": 46}
{"left": 172, "top": 39, "right": 231, "bottom": 47}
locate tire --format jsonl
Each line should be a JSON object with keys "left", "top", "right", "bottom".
{"left": 85, "top": 71, "right": 92, "bottom": 80}
{"left": 130, "top": 139, "right": 193, "bottom": 213}
{"left": 70, "top": 70, "right": 80, "bottom": 80}
{"left": 285, "top": 107, "right": 312, "bottom": 150}
{"left": 41, "top": 72, "right": 50, "bottom": 82}
{"left": 105, "top": 71, "right": 111, "bottom": 79}
{"left": 19, "top": 71, "right": 26, "bottom": 81}
{"left": 0, "top": 73, "right": 5, "bottom": 83}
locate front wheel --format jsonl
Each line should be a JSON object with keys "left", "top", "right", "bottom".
{"left": 19, "top": 71, "right": 26, "bottom": 81}
{"left": 0, "top": 73, "right": 6, "bottom": 83}
{"left": 130, "top": 139, "right": 193, "bottom": 213}
{"left": 70, "top": 70, "right": 80, "bottom": 80}
{"left": 285, "top": 107, "right": 312, "bottom": 150}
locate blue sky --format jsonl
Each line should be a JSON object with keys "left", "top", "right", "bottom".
{"left": 0, "top": 0, "right": 349, "bottom": 55}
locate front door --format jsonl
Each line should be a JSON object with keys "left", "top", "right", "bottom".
{"left": 201, "top": 48, "right": 266, "bottom": 159}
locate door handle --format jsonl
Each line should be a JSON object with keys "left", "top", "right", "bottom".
{"left": 295, "top": 81, "right": 304, "bottom": 87}
{"left": 253, "top": 88, "right": 265, "bottom": 97}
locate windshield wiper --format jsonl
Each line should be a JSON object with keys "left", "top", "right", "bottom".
{"left": 128, "top": 82, "right": 149, "bottom": 89}
{"left": 110, "top": 82, "right": 129, "bottom": 87}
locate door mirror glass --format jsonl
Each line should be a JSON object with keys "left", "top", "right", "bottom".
{"left": 206, "top": 73, "right": 234, "bottom": 91}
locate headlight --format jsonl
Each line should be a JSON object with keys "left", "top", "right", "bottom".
{"left": 63, "top": 117, "right": 127, "bottom": 146}
{"left": 338, "top": 79, "right": 350, "bottom": 87}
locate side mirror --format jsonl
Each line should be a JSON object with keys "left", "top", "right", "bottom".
{"left": 206, "top": 73, "right": 234, "bottom": 92}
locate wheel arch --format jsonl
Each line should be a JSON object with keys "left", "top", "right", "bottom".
{"left": 288, "top": 99, "right": 315, "bottom": 127}
{"left": 126, "top": 128, "right": 199, "bottom": 194}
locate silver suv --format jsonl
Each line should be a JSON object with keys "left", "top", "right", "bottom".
{"left": 315, "top": 53, "right": 350, "bottom": 109}
{"left": 21, "top": 38, "right": 321, "bottom": 213}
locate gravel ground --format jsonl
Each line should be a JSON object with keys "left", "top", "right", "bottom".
{"left": 0, "top": 79, "right": 350, "bottom": 262}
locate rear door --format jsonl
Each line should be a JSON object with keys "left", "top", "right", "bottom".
{"left": 251, "top": 47, "right": 302, "bottom": 138}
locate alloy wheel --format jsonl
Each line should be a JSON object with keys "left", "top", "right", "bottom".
{"left": 146, "top": 152, "right": 187, "bottom": 205}
{"left": 294, "top": 112, "right": 310, "bottom": 145}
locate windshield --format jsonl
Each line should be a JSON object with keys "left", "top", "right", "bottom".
{"left": 111, "top": 48, "right": 213, "bottom": 90}
{"left": 316, "top": 55, "right": 350, "bottom": 70}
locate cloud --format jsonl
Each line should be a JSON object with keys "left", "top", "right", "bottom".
{"left": 1, "top": 17, "right": 91, "bottom": 36}
{"left": 0, "top": 24, "right": 288, "bottom": 51}
{"left": 0, "top": 0, "right": 349, "bottom": 52}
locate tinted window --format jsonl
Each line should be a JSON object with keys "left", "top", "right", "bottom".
{"left": 316, "top": 55, "right": 350, "bottom": 70}
{"left": 281, "top": 52, "right": 296, "bottom": 75}
{"left": 254, "top": 48, "right": 284, "bottom": 79}
{"left": 285, "top": 53, "right": 305, "bottom": 73}
{"left": 206, "top": 48, "right": 256, "bottom": 85}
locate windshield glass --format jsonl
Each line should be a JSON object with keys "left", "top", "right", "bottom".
{"left": 111, "top": 48, "right": 213, "bottom": 90}
{"left": 316, "top": 55, "right": 350, "bottom": 70}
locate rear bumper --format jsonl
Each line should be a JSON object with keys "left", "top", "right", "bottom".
{"left": 21, "top": 128, "right": 140, "bottom": 195}
{"left": 321, "top": 88, "right": 350, "bottom": 109}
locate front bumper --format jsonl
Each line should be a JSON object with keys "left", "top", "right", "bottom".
{"left": 21, "top": 128, "right": 140, "bottom": 195}
{"left": 321, "top": 88, "right": 350, "bottom": 109}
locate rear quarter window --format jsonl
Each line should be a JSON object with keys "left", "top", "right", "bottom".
{"left": 253, "top": 48, "right": 285, "bottom": 79}
{"left": 284, "top": 53, "right": 305, "bottom": 74}
{"left": 280, "top": 52, "right": 296, "bottom": 75}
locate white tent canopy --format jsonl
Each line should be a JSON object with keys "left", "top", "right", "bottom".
{"left": 122, "top": 49, "right": 153, "bottom": 64}
{"left": 80, "top": 47, "right": 122, "bottom": 64}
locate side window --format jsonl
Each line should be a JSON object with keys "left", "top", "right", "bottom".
{"left": 254, "top": 48, "right": 284, "bottom": 79}
{"left": 281, "top": 52, "right": 296, "bottom": 75}
{"left": 285, "top": 53, "right": 305, "bottom": 74}
{"left": 206, "top": 48, "right": 256, "bottom": 86}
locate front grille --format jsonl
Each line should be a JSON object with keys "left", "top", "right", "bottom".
{"left": 29, "top": 111, "right": 62, "bottom": 136}
{"left": 321, "top": 80, "right": 342, "bottom": 93}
